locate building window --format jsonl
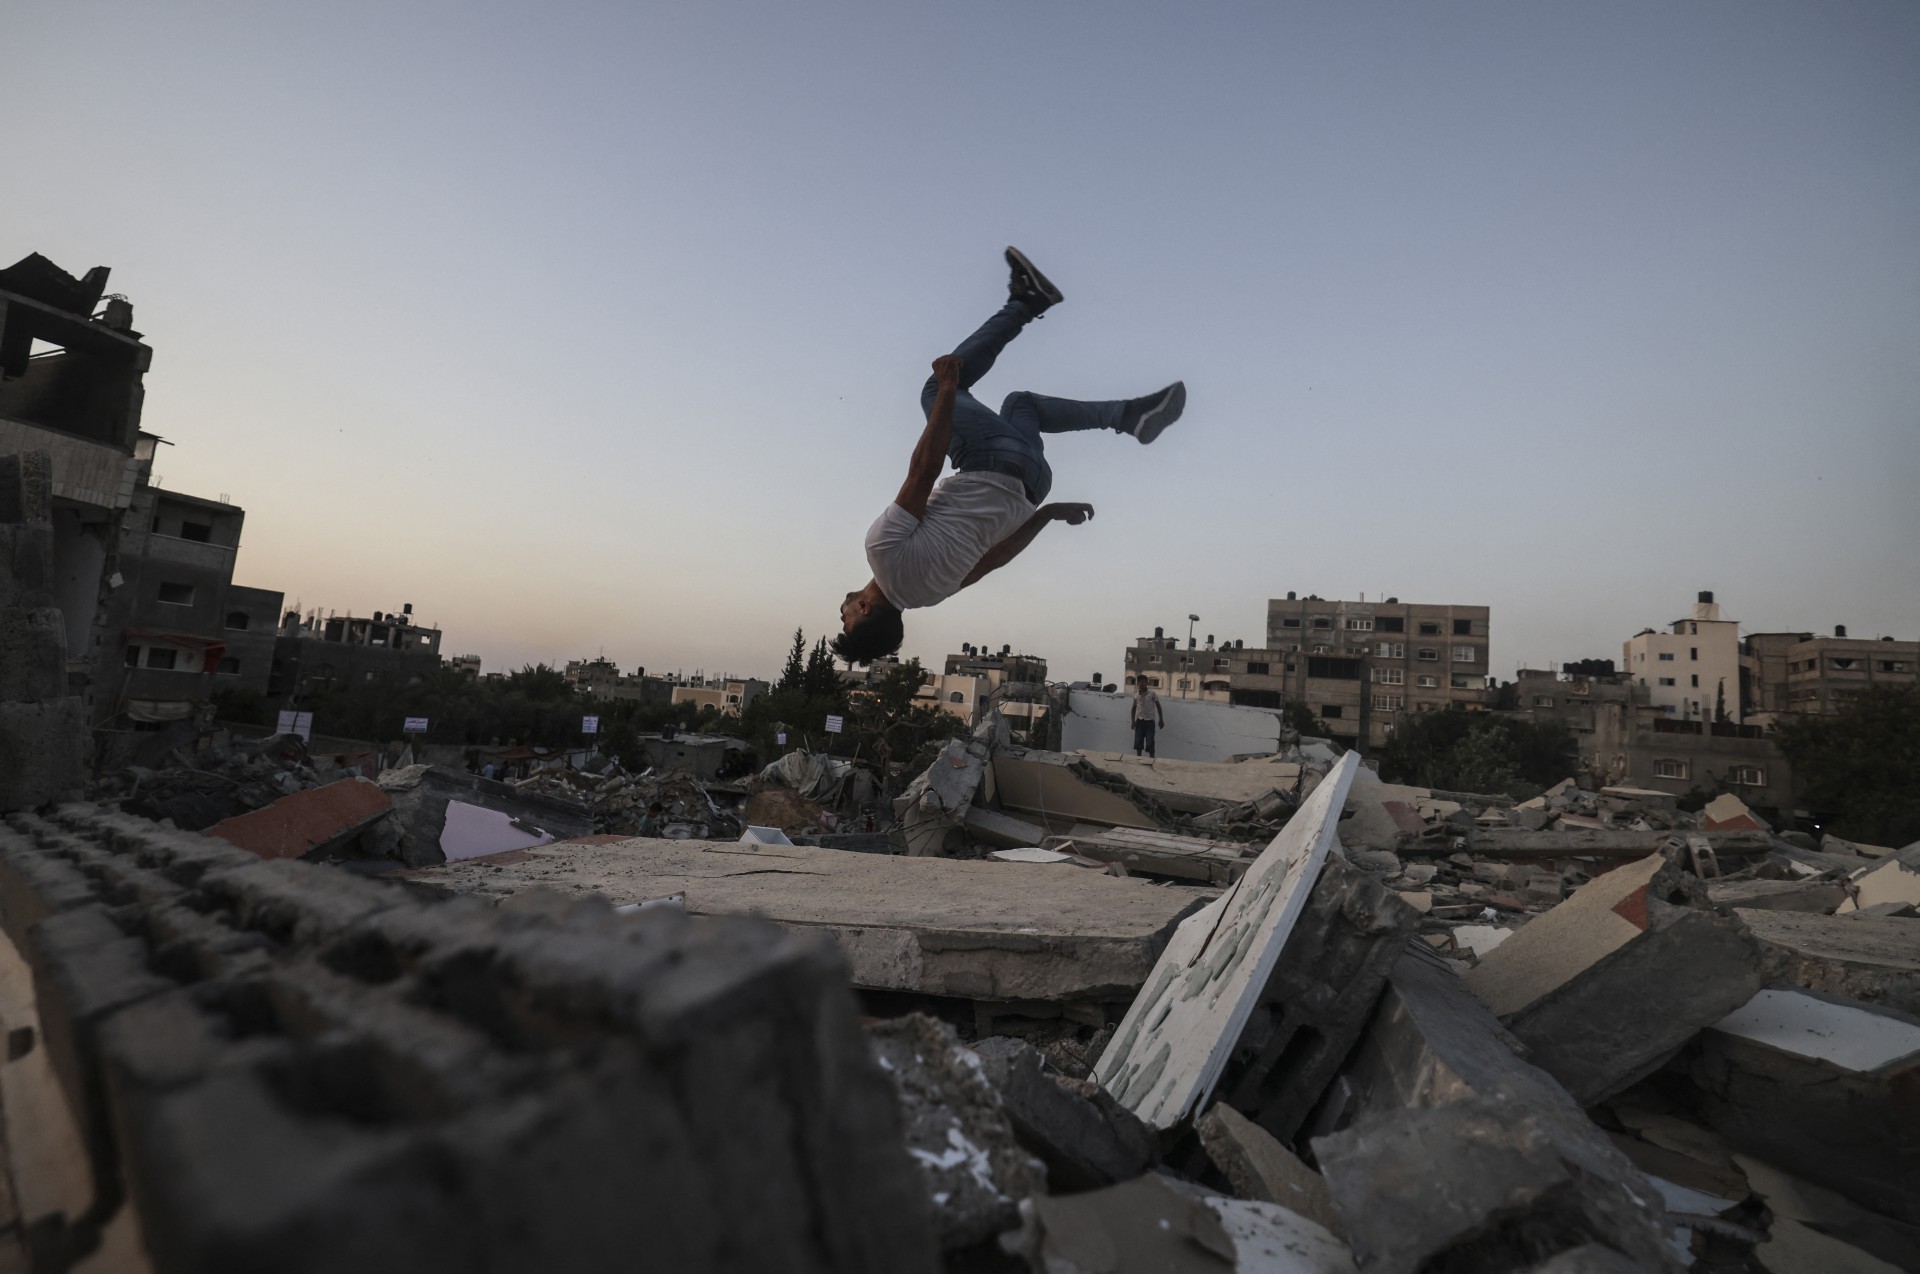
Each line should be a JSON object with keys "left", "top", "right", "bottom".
{"left": 1373, "top": 695, "right": 1403, "bottom": 711}
{"left": 1453, "top": 647, "right": 1477, "bottom": 662}
{"left": 1452, "top": 619, "right": 1471, "bottom": 635}
{"left": 1657, "top": 652, "right": 1675, "bottom": 662}
{"left": 1417, "top": 675, "right": 1438, "bottom": 688}
{"left": 123, "top": 645, "right": 142, "bottom": 667}
{"left": 1654, "top": 759, "right": 1689, "bottom": 779}
{"left": 1881, "top": 661, "right": 1911, "bottom": 673}
{"left": 1830, "top": 657, "right": 1857, "bottom": 670}
{"left": 1378, "top": 616, "right": 1404, "bottom": 633}
{"left": 1310, "top": 644, "right": 1329, "bottom": 655}
{"left": 225, "top": 611, "right": 249, "bottom": 630}
{"left": 146, "top": 647, "right": 179, "bottom": 670}
{"left": 1729, "top": 765, "right": 1765, "bottom": 786}
{"left": 1280, "top": 618, "right": 1301, "bottom": 629}
{"left": 1689, "top": 623, "right": 1698, "bottom": 634}
{"left": 1344, "top": 618, "right": 1373, "bottom": 631}
{"left": 1689, "top": 647, "right": 1698, "bottom": 660}
{"left": 1311, "top": 617, "right": 1331, "bottom": 629}
{"left": 177, "top": 521, "right": 212, "bottom": 542}
{"left": 1246, "top": 661, "right": 1270, "bottom": 675}
{"left": 157, "top": 582, "right": 195, "bottom": 605}
{"left": 1450, "top": 675, "right": 1470, "bottom": 689}
{"left": 1321, "top": 705, "right": 1344, "bottom": 719}
{"left": 1571, "top": 682, "right": 1589, "bottom": 695}
{"left": 1307, "top": 657, "right": 1362, "bottom": 680}
{"left": 1533, "top": 696, "right": 1554, "bottom": 708}
{"left": 1658, "top": 677, "right": 1676, "bottom": 686}
{"left": 1376, "top": 642, "right": 1404, "bottom": 658}
{"left": 1149, "top": 656, "right": 1162, "bottom": 666}
{"left": 1213, "top": 658, "right": 1230, "bottom": 671}
{"left": 1418, "top": 622, "right": 1441, "bottom": 636}
{"left": 1690, "top": 674, "right": 1699, "bottom": 687}
{"left": 1372, "top": 667, "right": 1405, "bottom": 685}
{"left": 217, "top": 657, "right": 240, "bottom": 675}
{"left": 1416, "top": 648, "right": 1439, "bottom": 661}
{"left": 948, "top": 691, "right": 965, "bottom": 703}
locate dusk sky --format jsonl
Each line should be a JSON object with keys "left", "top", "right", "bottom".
{"left": 10, "top": 2, "right": 1917, "bottom": 688}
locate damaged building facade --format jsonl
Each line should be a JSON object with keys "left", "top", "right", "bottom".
{"left": 266, "top": 604, "right": 442, "bottom": 705}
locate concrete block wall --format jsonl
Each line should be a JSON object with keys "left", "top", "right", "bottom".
{"left": 0, "top": 452, "right": 88, "bottom": 813}
{"left": 0, "top": 804, "right": 937, "bottom": 1273}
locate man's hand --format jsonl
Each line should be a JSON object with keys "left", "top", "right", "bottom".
{"left": 1044, "top": 502, "right": 1096, "bottom": 525}
{"left": 932, "top": 354, "right": 964, "bottom": 391}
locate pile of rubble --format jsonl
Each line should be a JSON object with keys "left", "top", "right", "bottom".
{"left": 863, "top": 752, "right": 1920, "bottom": 1272}
{"left": 100, "top": 730, "right": 352, "bottom": 831}
{"left": 508, "top": 756, "right": 743, "bottom": 838}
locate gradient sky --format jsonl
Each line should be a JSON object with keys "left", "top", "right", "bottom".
{"left": 10, "top": 2, "right": 1918, "bottom": 687}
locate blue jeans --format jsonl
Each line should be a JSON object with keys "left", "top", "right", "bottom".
{"left": 920, "top": 300, "right": 1129, "bottom": 505}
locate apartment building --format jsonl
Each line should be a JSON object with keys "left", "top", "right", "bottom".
{"left": 1742, "top": 626, "right": 1918, "bottom": 724}
{"left": 943, "top": 644, "right": 1048, "bottom": 736}
{"left": 1121, "top": 595, "right": 1491, "bottom": 750}
{"left": 1623, "top": 592, "right": 1742, "bottom": 723}
{"left": 267, "top": 605, "right": 443, "bottom": 705}
{"left": 670, "top": 677, "right": 767, "bottom": 717}
{"left": 564, "top": 657, "right": 673, "bottom": 704}
{"left": 93, "top": 471, "right": 283, "bottom": 725}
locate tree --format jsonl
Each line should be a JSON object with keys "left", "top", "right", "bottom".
{"left": 1776, "top": 685, "right": 1920, "bottom": 846}
{"left": 803, "top": 636, "right": 842, "bottom": 698}
{"left": 1714, "top": 680, "right": 1729, "bottom": 725}
{"left": 846, "top": 658, "right": 958, "bottom": 778}
{"left": 1281, "top": 700, "right": 1318, "bottom": 737}
{"left": 1375, "top": 709, "right": 1577, "bottom": 800}
{"left": 777, "top": 628, "right": 807, "bottom": 692}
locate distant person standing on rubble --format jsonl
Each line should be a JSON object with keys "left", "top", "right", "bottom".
{"left": 835, "top": 248, "right": 1186, "bottom": 665}
{"left": 1131, "top": 680, "right": 1165, "bottom": 758}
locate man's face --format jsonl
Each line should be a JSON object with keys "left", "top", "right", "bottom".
{"left": 840, "top": 591, "right": 863, "bottom": 634}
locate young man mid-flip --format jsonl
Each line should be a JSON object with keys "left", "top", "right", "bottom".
{"left": 834, "top": 248, "right": 1187, "bottom": 665}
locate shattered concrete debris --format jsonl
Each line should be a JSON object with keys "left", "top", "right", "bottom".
{"left": 1003, "top": 1173, "right": 1356, "bottom": 1274}
{"left": 1687, "top": 988, "right": 1920, "bottom": 1228}
{"left": 969, "top": 1035, "right": 1158, "bottom": 1192}
{"left": 1095, "top": 753, "right": 1363, "bottom": 1129}
{"left": 1196, "top": 1103, "right": 1343, "bottom": 1237}
{"left": 867, "top": 1013, "right": 1044, "bottom": 1252}
{"left": 1706, "top": 876, "right": 1849, "bottom": 914}
{"left": 1836, "top": 844, "right": 1920, "bottom": 915}
{"left": 1046, "top": 824, "right": 1253, "bottom": 884}
{"left": 892, "top": 715, "right": 999, "bottom": 855}
{"left": 1465, "top": 849, "right": 1763, "bottom": 1105}
{"left": 374, "top": 764, "right": 590, "bottom": 867}
{"left": 0, "top": 802, "right": 938, "bottom": 1272}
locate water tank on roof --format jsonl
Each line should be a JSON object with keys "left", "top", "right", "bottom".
{"left": 1836, "top": 624, "right": 1848, "bottom": 638}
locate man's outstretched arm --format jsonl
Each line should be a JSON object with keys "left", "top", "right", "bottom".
{"left": 894, "top": 354, "right": 963, "bottom": 519}
{"left": 959, "top": 502, "right": 1095, "bottom": 589}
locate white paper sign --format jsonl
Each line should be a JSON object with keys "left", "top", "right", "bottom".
{"left": 581, "top": 715, "right": 600, "bottom": 734}
{"left": 403, "top": 716, "right": 429, "bottom": 733}
{"left": 824, "top": 715, "right": 844, "bottom": 734}
{"left": 776, "top": 731, "right": 788, "bottom": 746}
{"left": 276, "top": 710, "right": 313, "bottom": 741}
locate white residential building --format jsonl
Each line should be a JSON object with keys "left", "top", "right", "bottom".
{"left": 1623, "top": 591, "right": 1742, "bottom": 723}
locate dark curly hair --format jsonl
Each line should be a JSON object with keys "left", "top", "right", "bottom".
{"left": 830, "top": 606, "right": 905, "bottom": 666}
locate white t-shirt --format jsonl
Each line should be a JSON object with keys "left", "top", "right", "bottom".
{"left": 865, "top": 472, "right": 1036, "bottom": 610}
{"left": 1132, "top": 689, "right": 1161, "bottom": 722}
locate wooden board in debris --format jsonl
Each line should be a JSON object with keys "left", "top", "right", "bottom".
{"left": 1092, "top": 752, "right": 1361, "bottom": 1130}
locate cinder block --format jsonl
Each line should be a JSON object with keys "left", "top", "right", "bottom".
{"left": 0, "top": 523, "right": 57, "bottom": 610}
{"left": 0, "top": 607, "right": 67, "bottom": 702}
{"left": 0, "top": 699, "right": 89, "bottom": 814}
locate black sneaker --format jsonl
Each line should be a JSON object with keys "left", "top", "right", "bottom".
{"left": 1005, "top": 246, "right": 1064, "bottom": 316}
{"left": 1121, "top": 382, "right": 1185, "bottom": 444}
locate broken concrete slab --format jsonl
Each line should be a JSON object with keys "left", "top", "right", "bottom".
{"left": 1686, "top": 989, "right": 1920, "bottom": 1228}
{"left": 1049, "top": 824, "right": 1252, "bottom": 884}
{"left": 1735, "top": 1153, "right": 1920, "bottom": 1271}
{"left": 990, "top": 752, "right": 1157, "bottom": 831}
{"left": 204, "top": 777, "right": 392, "bottom": 861}
{"left": 1702, "top": 792, "right": 1770, "bottom": 832}
{"left": 868, "top": 1014, "right": 1042, "bottom": 1252}
{"left": 1706, "top": 877, "right": 1847, "bottom": 914}
{"left": 1754, "top": 1218, "right": 1903, "bottom": 1274}
{"left": 1452, "top": 924, "right": 1513, "bottom": 957}
{"left": 1006, "top": 1173, "right": 1356, "bottom": 1274}
{"left": 1312, "top": 1098, "right": 1682, "bottom": 1274}
{"left": 1074, "top": 750, "right": 1305, "bottom": 813}
{"left": 1823, "top": 833, "right": 1897, "bottom": 859}
{"left": 407, "top": 834, "right": 1210, "bottom": 1004}
{"left": 1465, "top": 852, "right": 1762, "bottom": 1104}
{"left": 968, "top": 1036, "right": 1157, "bottom": 1192}
{"left": 1735, "top": 909, "right": 1920, "bottom": 1015}
{"left": 1468, "top": 827, "right": 1771, "bottom": 858}
{"left": 1835, "top": 848, "right": 1920, "bottom": 914}
{"left": 1197, "top": 1103, "right": 1342, "bottom": 1236}
{"left": 961, "top": 804, "right": 1048, "bottom": 851}
{"left": 1095, "top": 755, "right": 1378, "bottom": 1131}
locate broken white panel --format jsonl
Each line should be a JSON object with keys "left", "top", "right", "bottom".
{"left": 1205, "top": 1196, "right": 1357, "bottom": 1273}
{"left": 1452, "top": 924, "right": 1513, "bottom": 957}
{"left": 987, "top": 848, "right": 1072, "bottom": 864}
{"left": 1648, "top": 1175, "right": 1743, "bottom": 1219}
{"left": 1093, "top": 752, "right": 1361, "bottom": 1129}
{"left": 1834, "top": 854, "right": 1920, "bottom": 914}
{"left": 739, "top": 825, "right": 796, "bottom": 846}
{"left": 439, "top": 800, "right": 555, "bottom": 862}
{"left": 1709, "top": 989, "right": 1920, "bottom": 1073}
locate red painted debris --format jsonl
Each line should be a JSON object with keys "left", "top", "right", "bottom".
{"left": 207, "top": 778, "right": 391, "bottom": 861}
